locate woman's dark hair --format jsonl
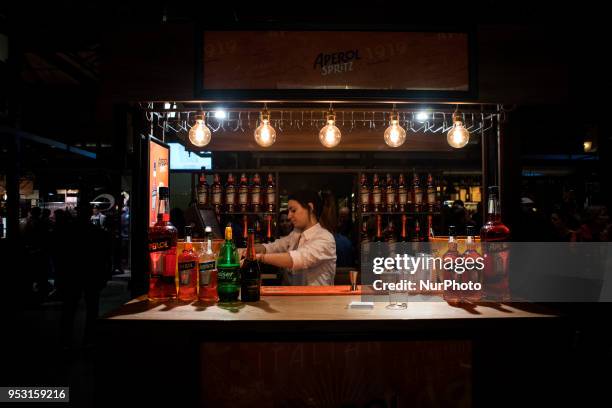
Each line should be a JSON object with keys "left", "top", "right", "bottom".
{"left": 288, "top": 189, "right": 336, "bottom": 233}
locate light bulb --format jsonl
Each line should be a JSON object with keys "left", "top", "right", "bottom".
{"left": 254, "top": 111, "right": 276, "bottom": 147}
{"left": 319, "top": 114, "right": 341, "bottom": 148}
{"left": 384, "top": 113, "right": 407, "bottom": 147}
{"left": 447, "top": 114, "right": 469, "bottom": 148}
{"left": 416, "top": 111, "right": 429, "bottom": 122}
{"left": 583, "top": 140, "right": 593, "bottom": 152}
{"left": 188, "top": 117, "right": 212, "bottom": 147}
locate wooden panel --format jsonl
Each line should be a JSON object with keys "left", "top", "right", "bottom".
{"left": 202, "top": 31, "right": 469, "bottom": 91}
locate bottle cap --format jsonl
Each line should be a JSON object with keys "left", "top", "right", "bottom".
{"left": 225, "top": 225, "right": 233, "bottom": 240}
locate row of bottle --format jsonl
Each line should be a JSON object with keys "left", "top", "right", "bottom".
{"left": 363, "top": 214, "right": 433, "bottom": 242}
{"left": 148, "top": 186, "right": 261, "bottom": 303}
{"left": 441, "top": 225, "right": 483, "bottom": 302}
{"left": 198, "top": 172, "right": 276, "bottom": 213}
{"left": 360, "top": 173, "right": 438, "bottom": 213}
{"left": 442, "top": 186, "right": 510, "bottom": 302}
{"left": 237, "top": 214, "right": 276, "bottom": 246}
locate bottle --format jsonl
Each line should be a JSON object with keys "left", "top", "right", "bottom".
{"left": 462, "top": 225, "right": 483, "bottom": 302}
{"left": 374, "top": 215, "right": 383, "bottom": 242}
{"left": 361, "top": 219, "right": 369, "bottom": 243}
{"left": 216, "top": 224, "right": 241, "bottom": 303}
{"left": 265, "top": 173, "right": 276, "bottom": 213}
{"left": 197, "top": 171, "right": 210, "bottom": 208}
{"left": 178, "top": 226, "right": 198, "bottom": 301}
{"left": 385, "top": 173, "right": 396, "bottom": 212}
{"left": 253, "top": 217, "right": 262, "bottom": 244}
{"left": 359, "top": 173, "right": 370, "bottom": 213}
{"left": 225, "top": 173, "right": 237, "bottom": 213}
{"left": 242, "top": 215, "right": 249, "bottom": 247}
{"left": 211, "top": 173, "right": 223, "bottom": 214}
{"left": 400, "top": 214, "right": 408, "bottom": 242}
{"left": 412, "top": 173, "right": 422, "bottom": 212}
{"left": 265, "top": 214, "right": 274, "bottom": 243}
{"left": 250, "top": 173, "right": 262, "bottom": 212}
{"left": 411, "top": 218, "right": 422, "bottom": 242}
{"left": 372, "top": 174, "right": 382, "bottom": 212}
{"left": 148, "top": 186, "right": 178, "bottom": 300}
{"left": 480, "top": 186, "right": 511, "bottom": 301}
{"left": 442, "top": 226, "right": 461, "bottom": 303}
{"left": 198, "top": 226, "right": 218, "bottom": 302}
{"left": 238, "top": 173, "right": 249, "bottom": 212}
{"left": 240, "top": 228, "right": 261, "bottom": 302}
{"left": 385, "top": 218, "right": 396, "bottom": 242}
{"left": 398, "top": 174, "right": 408, "bottom": 213}
{"left": 426, "top": 173, "right": 436, "bottom": 212}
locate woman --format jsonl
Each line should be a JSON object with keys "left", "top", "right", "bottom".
{"left": 254, "top": 190, "right": 336, "bottom": 285}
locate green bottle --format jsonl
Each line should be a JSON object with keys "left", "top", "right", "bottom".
{"left": 217, "top": 224, "right": 241, "bottom": 302}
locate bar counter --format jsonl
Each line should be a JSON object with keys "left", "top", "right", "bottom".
{"left": 104, "top": 287, "right": 556, "bottom": 325}
{"left": 96, "top": 287, "right": 567, "bottom": 407}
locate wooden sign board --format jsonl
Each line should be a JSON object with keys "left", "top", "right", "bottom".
{"left": 197, "top": 30, "right": 474, "bottom": 100}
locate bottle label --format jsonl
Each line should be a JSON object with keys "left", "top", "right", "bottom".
{"left": 241, "top": 280, "right": 260, "bottom": 300}
{"left": 178, "top": 261, "right": 196, "bottom": 285}
{"left": 386, "top": 189, "right": 395, "bottom": 204}
{"left": 199, "top": 260, "right": 216, "bottom": 286}
{"left": 415, "top": 189, "right": 422, "bottom": 204}
{"left": 148, "top": 238, "right": 172, "bottom": 253}
{"left": 360, "top": 187, "right": 369, "bottom": 205}
{"left": 427, "top": 188, "right": 435, "bottom": 204}
{"left": 267, "top": 190, "right": 275, "bottom": 208}
{"left": 398, "top": 189, "right": 407, "bottom": 204}
{"left": 239, "top": 188, "right": 248, "bottom": 205}
{"left": 212, "top": 188, "right": 222, "bottom": 205}
{"left": 218, "top": 267, "right": 240, "bottom": 283}
{"left": 251, "top": 187, "right": 261, "bottom": 205}
{"left": 373, "top": 189, "right": 381, "bottom": 205}
{"left": 226, "top": 186, "right": 236, "bottom": 205}
{"left": 198, "top": 186, "right": 209, "bottom": 205}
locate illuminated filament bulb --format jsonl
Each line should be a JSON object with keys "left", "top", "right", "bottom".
{"left": 188, "top": 115, "right": 212, "bottom": 147}
{"left": 254, "top": 110, "right": 276, "bottom": 147}
{"left": 447, "top": 113, "right": 470, "bottom": 148}
{"left": 384, "top": 111, "right": 407, "bottom": 147}
{"left": 319, "top": 112, "right": 341, "bottom": 148}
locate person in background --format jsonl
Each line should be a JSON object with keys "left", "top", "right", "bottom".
{"left": 337, "top": 206, "right": 354, "bottom": 241}
{"left": 323, "top": 197, "right": 354, "bottom": 267}
{"left": 57, "top": 202, "right": 111, "bottom": 348}
{"left": 551, "top": 210, "right": 578, "bottom": 242}
{"left": 278, "top": 210, "right": 293, "bottom": 237}
{"left": 90, "top": 205, "right": 106, "bottom": 229}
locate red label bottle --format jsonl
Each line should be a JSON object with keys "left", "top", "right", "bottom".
{"left": 178, "top": 226, "right": 198, "bottom": 301}
{"left": 148, "top": 186, "right": 178, "bottom": 300}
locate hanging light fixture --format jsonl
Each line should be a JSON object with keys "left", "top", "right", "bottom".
{"left": 188, "top": 112, "right": 212, "bottom": 147}
{"left": 319, "top": 107, "right": 341, "bottom": 148}
{"left": 254, "top": 105, "right": 276, "bottom": 147}
{"left": 447, "top": 109, "right": 470, "bottom": 148}
{"left": 384, "top": 107, "right": 407, "bottom": 147}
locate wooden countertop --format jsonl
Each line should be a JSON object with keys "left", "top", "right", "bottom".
{"left": 103, "top": 293, "right": 557, "bottom": 324}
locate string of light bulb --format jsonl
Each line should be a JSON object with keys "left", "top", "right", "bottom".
{"left": 147, "top": 104, "right": 494, "bottom": 149}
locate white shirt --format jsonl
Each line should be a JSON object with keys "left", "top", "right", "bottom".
{"left": 262, "top": 223, "right": 336, "bottom": 286}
